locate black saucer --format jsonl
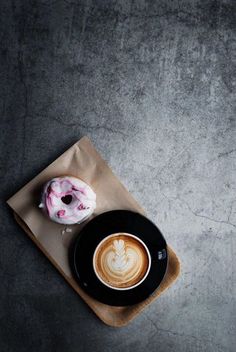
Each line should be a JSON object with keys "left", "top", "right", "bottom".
{"left": 70, "top": 210, "right": 168, "bottom": 306}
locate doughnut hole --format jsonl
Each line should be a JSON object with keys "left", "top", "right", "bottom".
{"left": 61, "top": 195, "right": 73, "bottom": 205}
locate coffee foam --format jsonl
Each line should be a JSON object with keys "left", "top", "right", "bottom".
{"left": 93, "top": 233, "right": 150, "bottom": 290}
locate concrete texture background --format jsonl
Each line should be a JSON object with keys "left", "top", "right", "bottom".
{"left": 0, "top": 0, "right": 236, "bottom": 351}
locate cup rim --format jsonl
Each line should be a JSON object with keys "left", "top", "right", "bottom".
{"left": 92, "top": 232, "right": 152, "bottom": 291}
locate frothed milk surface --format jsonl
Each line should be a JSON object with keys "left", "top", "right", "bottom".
{"left": 93, "top": 233, "right": 150, "bottom": 289}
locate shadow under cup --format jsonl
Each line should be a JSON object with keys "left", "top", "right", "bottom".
{"left": 92, "top": 233, "right": 151, "bottom": 291}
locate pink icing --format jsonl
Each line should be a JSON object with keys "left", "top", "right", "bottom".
{"left": 41, "top": 176, "right": 96, "bottom": 225}
{"left": 57, "top": 209, "right": 65, "bottom": 218}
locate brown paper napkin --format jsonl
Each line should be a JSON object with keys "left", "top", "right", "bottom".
{"left": 7, "top": 136, "right": 180, "bottom": 327}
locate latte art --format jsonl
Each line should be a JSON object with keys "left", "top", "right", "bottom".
{"left": 93, "top": 233, "right": 151, "bottom": 289}
{"left": 109, "top": 239, "right": 135, "bottom": 271}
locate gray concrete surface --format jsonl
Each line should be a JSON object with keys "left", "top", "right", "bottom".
{"left": 0, "top": 0, "right": 236, "bottom": 351}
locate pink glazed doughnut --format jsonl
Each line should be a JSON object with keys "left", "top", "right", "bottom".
{"left": 39, "top": 176, "right": 96, "bottom": 225}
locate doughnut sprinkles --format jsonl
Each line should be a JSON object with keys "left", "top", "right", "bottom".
{"left": 39, "top": 176, "right": 96, "bottom": 225}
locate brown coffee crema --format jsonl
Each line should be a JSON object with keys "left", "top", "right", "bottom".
{"left": 93, "top": 233, "right": 150, "bottom": 289}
